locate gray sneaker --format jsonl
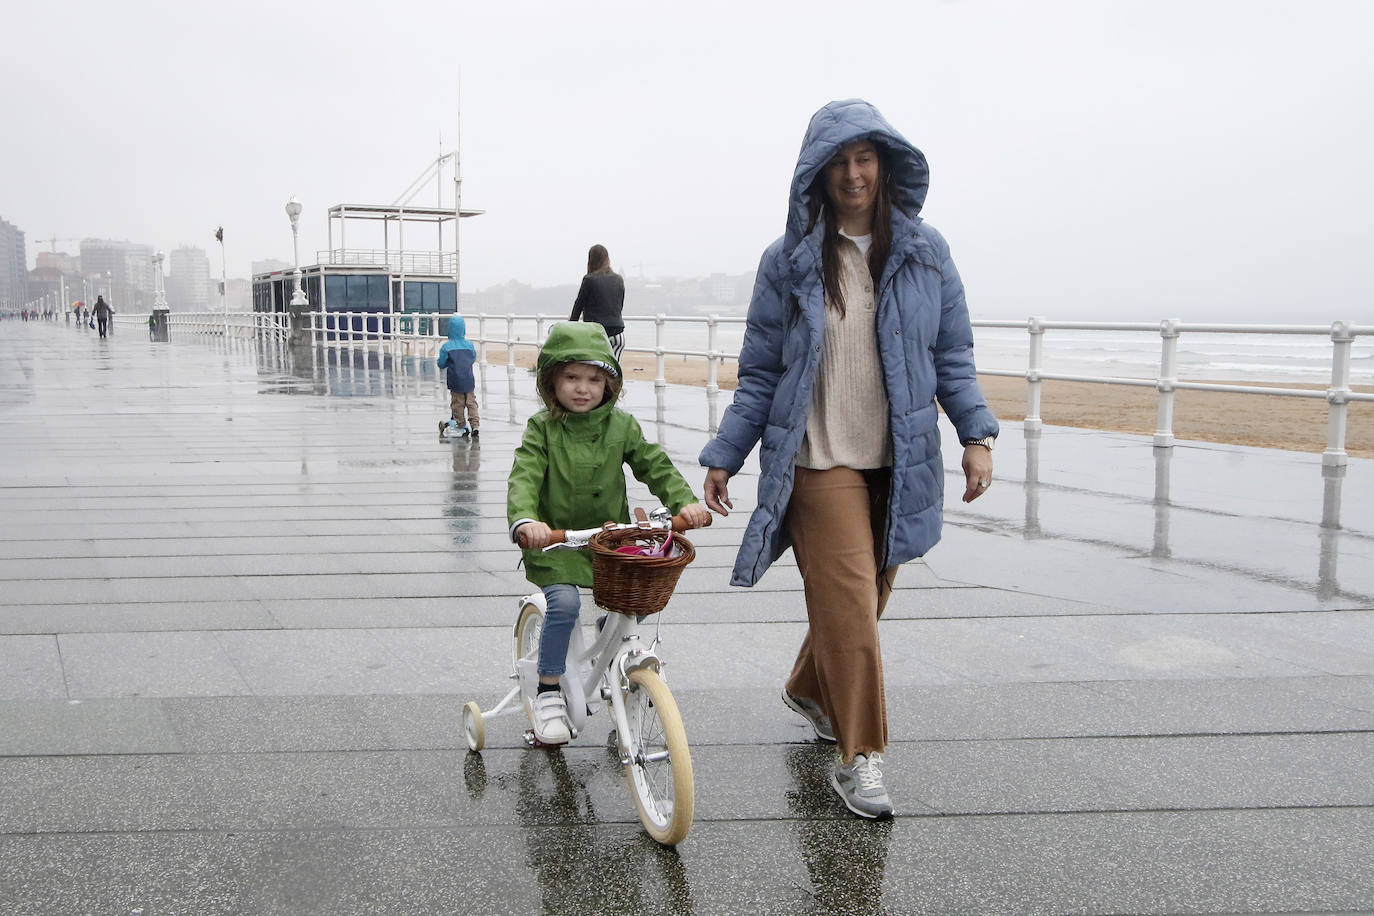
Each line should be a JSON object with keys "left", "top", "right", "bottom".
{"left": 782, "top": 689, "right": 836, "bottom": 742}
{"left": 830, "top": 753, "right": 893, "bottom": 819}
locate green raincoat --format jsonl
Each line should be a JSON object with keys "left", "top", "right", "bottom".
{"left": 508, "top": 322, "right": 698, "bottom": 587}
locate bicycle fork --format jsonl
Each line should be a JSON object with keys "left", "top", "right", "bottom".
{"left": 604, "top": 640, "right": 665, "bottom": 766}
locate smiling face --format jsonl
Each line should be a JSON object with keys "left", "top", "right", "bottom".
{"left": 823, "top": 140, "right": 881, "bottom": 233}
{"left": 553, "top": 363, "right": 608, "bottom": 414}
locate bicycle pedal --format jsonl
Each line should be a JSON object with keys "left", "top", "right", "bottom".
{"left": 523, "top": 728, "right": 567, "bottom": 750}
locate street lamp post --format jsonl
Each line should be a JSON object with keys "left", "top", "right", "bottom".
{"left": 285, "top": 196, "right": 307, "bottom": 308}
{"left": 153, "top": 251, "right": 166, "bottom": 308}
{"left": 151, "top": 251, "right": 169, "bottom": 342}
{"left": 285, "top": 196, "right": 310, "bottom": 347}
{"left": 215, "top": 227, "right": 228, "bottom": 342}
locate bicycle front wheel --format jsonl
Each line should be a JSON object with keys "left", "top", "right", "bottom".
{"left": 514, "top": 600, "right": 544, "bottom": 720}
{"left": 622, "top": 668, "right": 694, "bottom": 845}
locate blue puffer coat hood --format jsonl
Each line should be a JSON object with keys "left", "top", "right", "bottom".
{"left": 783, "top": 99, "right": 929, "bottom": 256}
{"left": 699, "top": 98, "right": 998, "bottom": 587}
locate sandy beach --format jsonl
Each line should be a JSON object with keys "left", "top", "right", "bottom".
{"left": 486, "top": 345, "right": 1373, "bottom": 459}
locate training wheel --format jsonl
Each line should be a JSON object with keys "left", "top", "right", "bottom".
{"left": 462, "top": 701, "right": 485, "bottom": 751}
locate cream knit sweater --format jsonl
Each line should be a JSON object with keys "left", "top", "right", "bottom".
{"left": 797, "top": 236, "right": 892, "bottom": 470}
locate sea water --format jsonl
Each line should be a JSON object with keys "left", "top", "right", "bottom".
{"left": 496, "top": 315, "right": 1372, "bottom": 387}
{"left": 970, "top": 327, "right": 1373, "bottom": 386}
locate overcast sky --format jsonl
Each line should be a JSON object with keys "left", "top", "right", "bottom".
{"left": 3, "top": 0, "right": 1372, "bottom": 321}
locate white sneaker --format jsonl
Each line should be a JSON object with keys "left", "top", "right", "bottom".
{"left": 531, "top": 690, "right": 571, "bottom": 745}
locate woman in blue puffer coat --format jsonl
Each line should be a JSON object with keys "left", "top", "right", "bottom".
{"left": 699, "top": 99, "right": 999, "bottom": 819}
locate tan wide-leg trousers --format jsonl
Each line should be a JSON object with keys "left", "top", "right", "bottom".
{"left": 784, "top": 466, "right": 898, "bottom": 762}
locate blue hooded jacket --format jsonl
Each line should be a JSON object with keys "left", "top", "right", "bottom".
{"left": 699, "top": 99, "right": 999, "bottom": 587}
{"left": 437, "top": 316, "right": 476, "bottom": 393}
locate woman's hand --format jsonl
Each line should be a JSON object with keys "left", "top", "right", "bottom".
{"left": 961, "top": 445, "right": 993, "bottom": 503}
{"left": 516, "top": 521, "right": 554, "bottom": 549}
{"left": 703, "top": 468, "right": 733, "bottom": 516}
{"left": 677, "top": 503, "right": 712, "bottom": 529}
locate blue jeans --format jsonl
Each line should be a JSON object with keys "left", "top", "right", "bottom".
{"left": 537, "top": 584, "right": 582, "bottom": 677}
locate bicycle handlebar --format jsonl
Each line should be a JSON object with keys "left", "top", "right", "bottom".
{"left": 516, "top": 509, "right": 711, "bottom": 550}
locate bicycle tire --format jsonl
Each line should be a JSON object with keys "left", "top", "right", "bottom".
{"left": 514, "top": 600, "right": 544, "bottom": 720}
{"left": 622, "top": 668, "right": 694, "bottom": 845}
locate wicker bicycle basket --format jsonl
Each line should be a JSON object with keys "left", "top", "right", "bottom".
{"left": 588, "top": 527, "right": 696, "bottom": 617}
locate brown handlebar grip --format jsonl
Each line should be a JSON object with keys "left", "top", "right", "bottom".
{"left": 672, "top": 514, "right": 712, "bottom": 532}
{"left": 516, "top": 526, "right": 567, "bottom": 549}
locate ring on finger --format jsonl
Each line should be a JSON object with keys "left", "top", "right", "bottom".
{"left": 978, "top": 480, "right": 989, "bottom": 488}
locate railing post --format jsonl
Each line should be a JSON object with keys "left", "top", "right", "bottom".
{"left": 1323, "top": 320, "right": 1353, "bottom": 469}
{"left": 1154, "top": 318, "right": 1180, "bottom": 448}
{"left": 706, "top": 314, "right": 721, "bottom": 436}
{"left": 477, "top": 313, "right": 488, "bottom": 366}
{"left": 1024, "top": 316, "right": 1044, "bottom": 436}
{"left": 506, "top": 315, "right": 517, "bottom": 371}
{"left": 653, "top": 314, "right": 667, "bottom": 392}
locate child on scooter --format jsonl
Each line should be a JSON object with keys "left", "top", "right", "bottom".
{"left": 508, "top": 321, "right": 710, "bottom": 744}
{"left": 437, "top": 315, "right": 479, "bottom": 438}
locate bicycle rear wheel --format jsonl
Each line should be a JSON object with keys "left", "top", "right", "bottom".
{"left": 622, "top": 668, "right": 693, "bottom": 845}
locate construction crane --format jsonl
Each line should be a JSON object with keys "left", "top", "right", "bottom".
{"left": 40, "top": 235, "right": 81, "bottom": 253}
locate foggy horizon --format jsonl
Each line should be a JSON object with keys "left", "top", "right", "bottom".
{"left": 4, "top": 0, "right": 1372, "bottom": 324}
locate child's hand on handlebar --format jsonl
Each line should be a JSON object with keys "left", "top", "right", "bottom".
{"left": 677, "top": 503, "right": 711, "bottom": 530}
{"left": 516, "top": 521, "right": 554, "bottom": 549}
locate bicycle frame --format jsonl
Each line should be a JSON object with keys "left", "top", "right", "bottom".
{"left": 534, "top": 595, "right": 664, "bottom": 742}
{"left": 468, "top": 591, "right": 667, "bottom": 749}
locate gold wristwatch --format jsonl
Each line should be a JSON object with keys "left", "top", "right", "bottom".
{"left": 962, "top": 436, "right": 995, "bottom": 451}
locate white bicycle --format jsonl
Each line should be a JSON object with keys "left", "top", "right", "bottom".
{"left": 462, "top": 507, "right": 708, "bottom": 846}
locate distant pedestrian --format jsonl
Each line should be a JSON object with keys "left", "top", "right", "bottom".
{"left": 437, "top": 315, "right": 479, "bottom": 438}
{"left": 93, "top": 296, "right": 112, "bottom": 339}
{"left": 569, "top": 244, "right": 625, "bottom": 361}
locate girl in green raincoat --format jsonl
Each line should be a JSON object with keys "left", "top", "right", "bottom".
{"left": 508, "top": 321, "right": 710, "bottom": 745}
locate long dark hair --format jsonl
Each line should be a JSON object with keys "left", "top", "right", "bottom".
{"left": 586, "top": 244, "right": 612, "bottom": 275}
{"left": 804, "top": 144, "right": 896, "bottom": 317}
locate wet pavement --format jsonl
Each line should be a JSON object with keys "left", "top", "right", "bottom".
{"left": 1, "top": 321, "right": 1371, "bottom": 915}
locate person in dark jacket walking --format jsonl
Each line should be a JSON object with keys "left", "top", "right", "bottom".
{"left": 569, "top": 244, "right": 625, "bottom": 361}
{"left": 92, "top": 296, "right": 113, "bottom": 338}
{"left": 437, "top": 316, "right": 479, "bottom": 438}
{"left": 699, "top": 99, "right": 999, "bottom": 819}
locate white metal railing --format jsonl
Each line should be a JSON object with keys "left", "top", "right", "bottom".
{"left": 978, "top": 318, "right": 1373, "bottom": 468}
{"left": 142, "top": 310, "right": 1372, "bottom": 464}
{"left": 113, "top": 311, "right": 289, "bottom": 341}
{"left": 315, "top": 249, "right": 455, "bottom": 275}
{"left": 296, "top": 310, "right": 748, "bottom": 431}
